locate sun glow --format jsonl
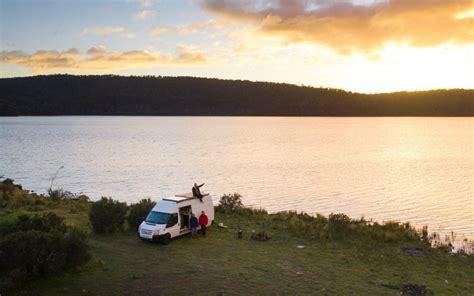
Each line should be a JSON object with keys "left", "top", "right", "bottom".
{"left": 337, "top": 44, "right": 474, "bottom": 93}
{"left": 455, "top": 8, "right": 474, "bottom": 19}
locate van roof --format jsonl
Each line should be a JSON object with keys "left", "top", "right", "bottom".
{"left": 175, "top": 192, "right": 209, "bottom": 198}
{"left": 162, "top": 196, "right": 195, "bottom": 203}
{"left": 162, "top": 192, "right": 210, "bottom": 203}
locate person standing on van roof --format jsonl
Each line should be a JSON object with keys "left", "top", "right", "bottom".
{"left": 199, "top": 211, "right": 209, "bottom": 237}
{"left": 189, "top": 213, "right": 199, "bottom": 238}
{"left": 192, "top": 183, "right": 205, "bottom": 202}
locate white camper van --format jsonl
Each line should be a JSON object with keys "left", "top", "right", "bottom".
{"left": 138, "top": 193, "right": 214, "bottom": 244}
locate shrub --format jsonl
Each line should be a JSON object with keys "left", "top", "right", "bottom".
{"left": 0, "top": 213, "right": 19, "bottom": 236}
{"left": 89, "top": 197, "right": 128, "bottom": 234}
{"left": 62, "top": 228, "right": 90, "bottom": 268}
{"left": 328, "top": 213, "right": 351, "bottom": 238}
{"left": 47, "top": 188, "right": 78, "bottom": 202}
{"left": 0, "top": 178, "right": 45, "bottom": 209}
{"left": 0, "top": 212, "right": 90, "bottom": 292}
{"left": 216, "top": 193, "right": 244, "bottom": 213}
{"left": 16, "top": 212, "right": 68, "bottom": 233}
{"left": 127, "top": 198, "right": 156, "bottom": 230}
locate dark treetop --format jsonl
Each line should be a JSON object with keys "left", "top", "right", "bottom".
{"left": 0, "top": 75, "right": 472, "bottom": 116}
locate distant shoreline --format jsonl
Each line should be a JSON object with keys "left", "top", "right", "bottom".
{"left": 1, "top": 75, "right": 473, "bottom": 116}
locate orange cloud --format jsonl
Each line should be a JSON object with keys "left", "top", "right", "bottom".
{"left": 150, "top": 19, "right": 231, "bottom": 38}
{"left": 198, "top": 0, "right": 474, "bottom": 53}
{"left": 0, "top": 46, "right": 208, "bottom": 73}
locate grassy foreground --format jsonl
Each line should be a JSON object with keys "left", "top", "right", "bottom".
{"left": 2, "top": 183, "right": 473, "bottom": 295}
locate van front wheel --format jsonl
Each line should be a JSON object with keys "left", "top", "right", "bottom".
{"left": 160, "top": 233, "right": 171, "bottom": 245}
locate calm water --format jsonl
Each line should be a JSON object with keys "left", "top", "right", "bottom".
{"left": 1, "top": 116, "right": 472, "bottom": 241}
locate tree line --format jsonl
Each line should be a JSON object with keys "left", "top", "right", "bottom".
{"left": 0, "top": 74, "right": 472, "bottom": 116}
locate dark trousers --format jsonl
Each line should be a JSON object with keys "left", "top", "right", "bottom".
{"left": 200, "top": 225, "right": 206, "bottom": 236}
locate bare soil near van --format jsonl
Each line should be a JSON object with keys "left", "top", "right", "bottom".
{"left": 11, "top": 204, "right": 474, "bottom": 295}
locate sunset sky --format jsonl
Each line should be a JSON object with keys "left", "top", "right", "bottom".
{"left": 1, "top": 0, "right": 473, "bottom": 93}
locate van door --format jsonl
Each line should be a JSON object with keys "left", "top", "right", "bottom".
{"left": 165, "top": 213, "right": 180, "bottom": 238}
{"left": 179, "top": 206, "right": 191, "bottom": 235}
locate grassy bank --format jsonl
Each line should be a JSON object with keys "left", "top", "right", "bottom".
{"left": 1, "top": 180, "right": 473, "bottom": 295}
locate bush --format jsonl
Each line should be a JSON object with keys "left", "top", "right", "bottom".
{"left": 0, "top": 213, "right": 90, "bottom": 292}
{"left": 216, "top": 193, "right": 243, "bottom": 213}
{"left": 0, "top": 178, "right": 46, "bottom": 209}
{"left": 16, "top": 212, "right": 68, "bottom": 233}
{"left": 89, "top": 197, "right": 128, "bottom": 234}
{"left": 47, "top": 188, "right": 80, "bottom": 202}
{"left": 127, "top": 198, "right": 156, "bottom": 230}
{"left": 0, "top": 213, "right": 19, "bottom": 236}
{"left": 328, "top": 213, "right": 351, "bottom": 238}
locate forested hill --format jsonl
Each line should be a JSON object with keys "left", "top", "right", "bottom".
{"left": 0, "top": 75, "right": 472, "bottom": 116}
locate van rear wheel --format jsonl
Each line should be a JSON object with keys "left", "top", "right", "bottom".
{"left": 161, "top": 233, "right": 171, "bottom": 245}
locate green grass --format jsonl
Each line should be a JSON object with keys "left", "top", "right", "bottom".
{"left": 12, "top": 209, "right": 474, "bottom": 295}
{"left": 2, "top": 180, "right": 473, "bottom": 295}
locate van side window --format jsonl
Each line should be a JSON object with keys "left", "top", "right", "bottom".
{"left": 167, "top": 213, "right": 178, "bottom": 228}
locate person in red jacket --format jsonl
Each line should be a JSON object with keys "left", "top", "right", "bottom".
{"left": 199, "top": 211, "right": 209, "bottom": 237}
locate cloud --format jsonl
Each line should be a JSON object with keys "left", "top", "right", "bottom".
{"left": 122, "top": 32, "right": 137, "bottom": 39}
{"left": 87, "top": 46, "right": 107, "bottom": 55}
{"left": 150, "top": 26, "right": 171, "bottom": 37}
{"left": 1, "top": 46, "right": 208, "bottom": 73}
{"left": 150, "top": 19, "right": 231, "bottom": 38}
{"left": 134, "top": 9, "right": 155, "bottom": 20}
{"left": 177, "top": 19, "right": 231, "bottom": 34}
{"left": 140, "top": 0, "right": 153, "bottom": 9}
{"left": 175, "top": 45, "right": 208, "bottom": 63}
{"left": 133, "top": 0, "right": 157, "bottom": 20}
{"left": 80, "top": 26, "right": 125, "bottom": 36}
{"left": 197, "top": 0, "right": 474, "bottom": 53}
{"left": 79, "top": 26, "right": 136, "bottom": 39}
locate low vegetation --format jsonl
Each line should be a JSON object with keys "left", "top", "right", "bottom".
{"left": 0, "top": 212, "right": 90, "bottom": 291}
{"left": 127, "top": 198, "right": 156, "bottom": 230}
{"left": 1, "top": 179, "right": 473, "bottom": 295}
{"left": 88, "top": 197, "right": 128, "bottom": 234}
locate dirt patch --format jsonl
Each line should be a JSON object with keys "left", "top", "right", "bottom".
{"left": 400, "top": 283, "right": 428, "bottom": 295}
{"left": 251, "top": 232, "right": 271, "bottom": 241}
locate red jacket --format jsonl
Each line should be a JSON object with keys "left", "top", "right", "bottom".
{"left": 199, "top": 214, "right": 208, "bottom": 226}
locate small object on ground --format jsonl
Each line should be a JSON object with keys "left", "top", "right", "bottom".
{"left": 296, "top": 245, "right": 305, "bottom": 249}
{"left": 218, "top": 222, "right": 227, "bottom": 228}
{"left": 400, "top": 283, "right": 428, "bottom": 295}
{"left": 251, "top": 231, "right": 271, "bottom": 241}
{"left": 401, "top": 247, "right": 424, "bottom": 256}
{"left": 238, "top": 229, "right": 243, "bottom": 239}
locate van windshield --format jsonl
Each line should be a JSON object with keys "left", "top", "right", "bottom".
{"left": 145, "top": 211, "right": 171, "bottom": 224}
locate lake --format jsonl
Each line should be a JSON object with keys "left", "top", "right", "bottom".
{"left": 0, "top": 116, "right": 472, "bottom": 242}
